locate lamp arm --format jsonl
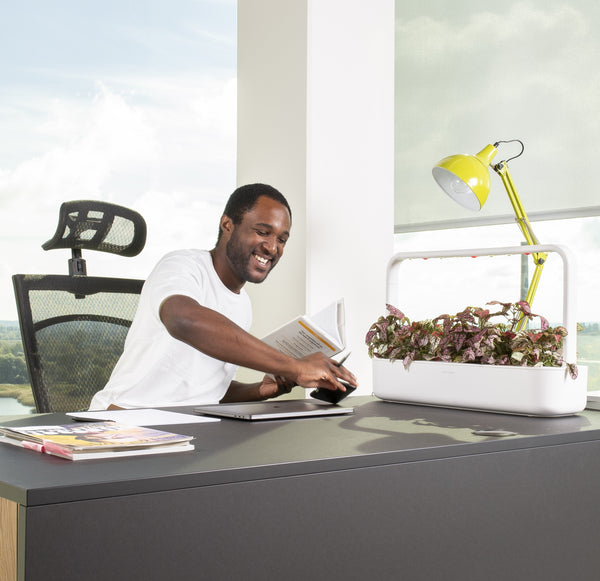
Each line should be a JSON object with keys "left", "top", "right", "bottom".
{"left": 493, "top": 162, "right": 538, "bottom": 244}
{"left": 515, "top": 260, "right": 546, "bottom": 331}
{"left": 493, "top": 161, "right": 548, "bottom": 326}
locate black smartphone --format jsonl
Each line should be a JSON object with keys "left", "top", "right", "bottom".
{"left": 310, "top": 381, "right": 356, "bottom": 404}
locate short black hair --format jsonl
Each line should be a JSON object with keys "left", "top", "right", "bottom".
{"left": 217, "top": 183, "right": 292, "bottom": 242}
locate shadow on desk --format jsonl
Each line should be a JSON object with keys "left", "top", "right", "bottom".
{"left": 338, "top": 398, "right": 592, "bottom": 454}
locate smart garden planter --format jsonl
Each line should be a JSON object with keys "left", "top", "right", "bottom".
{"left": 370, "top": 245, "right": 588, "bottom": 417}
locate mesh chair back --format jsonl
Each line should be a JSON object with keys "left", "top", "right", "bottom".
{"left": 13, "top": 275, "right": 144, "bottom": 413}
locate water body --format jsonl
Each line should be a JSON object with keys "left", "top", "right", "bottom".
{"left": 0, "top": 397, "right": 34, "bottom": 416}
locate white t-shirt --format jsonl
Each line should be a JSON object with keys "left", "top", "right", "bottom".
{"left": 89, "top": 249, "right": 252, "bottom": 410}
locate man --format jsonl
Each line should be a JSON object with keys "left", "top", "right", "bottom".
{"left": 89, "top": 183, "right": 356, "bottom": 410}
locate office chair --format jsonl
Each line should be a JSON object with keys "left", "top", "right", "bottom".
{"left": 12, "top": 200, "right": 147, "bottom": 413}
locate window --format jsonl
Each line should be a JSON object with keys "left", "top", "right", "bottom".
{"left": 393, "top": 217, "right": 600, "bottom": 389}
{"left": 0, "top": 0, "right": 237, "bottom": 321}
{"left": 395, "top": 0, "right": 600, "bottom": 230}
{"left": 0, "top": 0, "right": 237, "bottom": 413}
{"left": 394, "top": 0, "right": 600, "bottom": 390}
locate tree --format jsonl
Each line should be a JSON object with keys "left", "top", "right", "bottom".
{"left": 0, "top": 352, "right": 29, "bottom": 384}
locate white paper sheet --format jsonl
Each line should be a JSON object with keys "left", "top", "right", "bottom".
{"left": 66, "top": 408, "right": 219, "bottom": 426}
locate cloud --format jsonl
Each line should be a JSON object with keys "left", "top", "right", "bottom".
{"left": 0, "top": 75, "right": 236, "bottom": 319}
{"left": 0, "top": 84, "right": 155, "bottom": 204}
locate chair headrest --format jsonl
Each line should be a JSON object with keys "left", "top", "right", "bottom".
{"left": 42, "top": 200, "right": 147, "bottom": 257}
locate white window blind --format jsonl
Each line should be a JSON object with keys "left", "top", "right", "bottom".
{"left": 395, "top": 0, "right": 600, "bottom": 232}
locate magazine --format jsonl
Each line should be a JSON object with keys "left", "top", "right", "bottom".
{"left": 0, "top": 421, "right": 194, "bottom": 460}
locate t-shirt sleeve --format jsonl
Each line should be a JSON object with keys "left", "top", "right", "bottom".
{"left": 143, "top": 252, "right": 208, "bottom": 319}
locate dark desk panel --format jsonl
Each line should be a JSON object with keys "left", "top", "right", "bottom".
{"left": 1, "top": 397, "right": 599, "bottom": 506}
{"left": 2, "top": 397, "right": 600, "bottom": 580}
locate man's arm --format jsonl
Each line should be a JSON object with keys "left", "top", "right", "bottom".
{"left": 159, "top": 295, "right": 357, "bottom": 391}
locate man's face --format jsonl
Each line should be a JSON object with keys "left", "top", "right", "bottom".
{"left": 225, "top": 196, "right": 291, "bottom": 285}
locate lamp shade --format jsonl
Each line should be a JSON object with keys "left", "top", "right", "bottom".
{"left": 432, "top": 144, "right": 498, "bottom": 211}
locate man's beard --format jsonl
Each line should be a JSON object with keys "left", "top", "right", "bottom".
{"left": 225, "top": 235, "right": 272, "bottom": 284}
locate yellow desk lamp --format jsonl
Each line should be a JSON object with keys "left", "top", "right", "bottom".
{"left": 432, "top": 140, "right": 546, "bottom": 327}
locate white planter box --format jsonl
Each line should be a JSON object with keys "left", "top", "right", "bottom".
{"left": 372, "top": 244, "right": 588, "bottom": 417}
{"left": 373, "top": 358, "right": 588, "bottom": 417}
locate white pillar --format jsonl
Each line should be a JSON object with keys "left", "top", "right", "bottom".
{"left": 237, "top": 0, "right": 394, "bottom": 393}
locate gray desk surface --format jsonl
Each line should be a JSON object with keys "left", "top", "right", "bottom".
{"left": 2, "top": 396, "right": 600, "bottom": 506}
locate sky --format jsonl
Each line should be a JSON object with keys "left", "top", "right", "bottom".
{"left": 0, "top": 0, "right": 237, "bottom": 320}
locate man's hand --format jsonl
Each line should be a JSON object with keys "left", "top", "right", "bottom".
{"left": 291, "top": 352, "right": 358, "bottom": 392}
{"left": 257, "top": 374, "right": 296, "bottom": 399}
{"left": 221, "top": 375, "right": 296, "bottom": 403}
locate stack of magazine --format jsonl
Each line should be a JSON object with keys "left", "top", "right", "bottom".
{"left": 0, "top": 421, "right": 194, "bottom": 460}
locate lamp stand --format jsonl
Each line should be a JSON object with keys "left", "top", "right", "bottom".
{"left": 493, "top": 161, "right": 547, "bottom": 329}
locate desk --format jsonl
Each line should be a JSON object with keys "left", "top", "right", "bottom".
{"left": 1, "top": 396, "right": 600, "bottom": 581}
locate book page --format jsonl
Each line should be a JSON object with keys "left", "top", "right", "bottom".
{"left": 263, "top": 317, "right": 340, "bottom": 358}
{"left": 309, "top": 299, "right": 346, "bottom": 346}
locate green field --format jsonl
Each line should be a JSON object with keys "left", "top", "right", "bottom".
{"left": 575, "top": 333, "right": 600, "bottom": 390}
{"left": 0, "top": 383, "right": 35, "bottom": 406}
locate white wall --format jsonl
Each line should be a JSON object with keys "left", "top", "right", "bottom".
{"left": 237, "top": 0, "right": 394, "bottom": 393}
{"left": 237, "top": 0, "right": 308, "bottom": 337}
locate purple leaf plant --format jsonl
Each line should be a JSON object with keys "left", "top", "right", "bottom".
{"left": 365, "top": 301, "right": 578, "bottom": 379}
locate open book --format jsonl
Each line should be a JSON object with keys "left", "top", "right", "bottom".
{"left": 0, "top": 421, "right": 194, "bottom": 460}
{"left": 261, "top": 298, "right": 346, "bottom": 359}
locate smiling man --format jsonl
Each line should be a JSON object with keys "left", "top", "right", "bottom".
{"left": 89, "top": 183, "right": 356, "bottom": 410}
